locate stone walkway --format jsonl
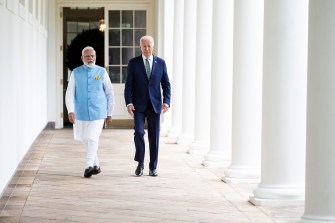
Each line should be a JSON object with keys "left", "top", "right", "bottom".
{"left": 0, "top": 129, "right": 304, "bottom": 223}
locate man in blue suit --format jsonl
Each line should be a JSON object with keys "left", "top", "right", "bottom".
{"left": 124, "top": 35, "right": 171, "bottom": 177}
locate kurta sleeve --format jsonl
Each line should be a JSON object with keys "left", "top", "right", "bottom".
{"left": 65, "top": 71, "right": 75, "bottom": 113}
{"left": 103, "top": 70, "right": 115, "bottom": 116}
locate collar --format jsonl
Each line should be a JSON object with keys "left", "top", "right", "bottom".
{"left": 142, "top": 54, "right": 153, "bottom": 61}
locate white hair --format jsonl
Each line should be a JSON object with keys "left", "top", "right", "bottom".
{"left": 82, "top": 46, "right": 95, "bottom": 56}
{"left": 140, "top": 35, "right": 154, "bottom": 47}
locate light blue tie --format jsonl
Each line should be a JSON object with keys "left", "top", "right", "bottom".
{"left": 145, "top": 58, "right": 151, "bottom": 79}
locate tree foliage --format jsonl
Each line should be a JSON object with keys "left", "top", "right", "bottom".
{"left": 66, "top": 29, "right": 104, "bottom": 71}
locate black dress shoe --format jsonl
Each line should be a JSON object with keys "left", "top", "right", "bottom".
{"left": 149, "top": 169, "right": 158, "bottom": 177}
{"left": 84, "top": 166, "right": 94, "bottom": 178}
{"left": 92, "top": 166, "right": 101, "bottom": 175}
{"left": 135, "top": 163, "right": 144, "bottom": 176}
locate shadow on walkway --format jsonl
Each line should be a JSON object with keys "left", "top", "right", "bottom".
{"left": 0, "top": 129, "right": 303, "bottom": 223}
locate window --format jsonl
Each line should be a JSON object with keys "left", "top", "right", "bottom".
{"left": 108, "top": 10, "right": 146, "bottom": 83}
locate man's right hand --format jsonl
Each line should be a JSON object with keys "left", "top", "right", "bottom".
{"left": 127, "top": 104, "right": 135, "bottom": 117}
{"left": 68, "top": 112, "right": 75, "bottom": 124}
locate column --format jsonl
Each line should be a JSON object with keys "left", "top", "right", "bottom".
{"left": 177, "top": 0, "right": 197, "bottom": 145}
{"left": 160, "top": 0, "right": 174, "bottom": 135}
{"left": 223, "top": 0, "right": 263, "bottom": 183}
{"left": 300, "top": 1, "right": 335, "bottom": 222}
{"left": 167, "top": 0, "right": 184, "bottom": 139}
{"left": 188, "top": 0, "right": 212, "bottom": 154}
{"left": 202, "top": 0, "right": 234, "bottom": 166}
{"left": 249, "top": 0, "right": 308, "bottom": 205}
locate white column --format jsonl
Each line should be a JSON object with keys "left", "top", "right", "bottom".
{"left": 177, "top": 0, "right": 197, "bottom": 145}
{"left": 188, "top": 0, "right": 212, "bottom": 154}
{"left": 249, "top": 0, "right": 308, "bottom": 205}
{"left": 160, "top": 0, "right": 174, "bottom": 135}
{"left": 167, "top": 0, "right": 184, "bottom": 139}
{"left": 203, "top": 0, "right": 234, "bottom": 166}
{"left": 300, "top": 1, "right": 335, "bottom": 222}
{"left": 223, "top": 0, "right": 263, "bottom": 183}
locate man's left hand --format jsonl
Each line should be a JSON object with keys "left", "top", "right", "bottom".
{"left": 162, "top": 103, "right": 169, "bottom": 113}
{"left": 105, "top": 116, "right": 112, "bottom": 128}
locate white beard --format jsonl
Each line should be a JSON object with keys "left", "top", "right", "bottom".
{"left": 84, "top": 61, "right": 96, "bottom": 67}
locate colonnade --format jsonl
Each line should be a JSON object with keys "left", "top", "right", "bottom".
{"left": 166, "top": 0, "right": 335, "bottom": 222}
{"left": 223, "top": 0, "right": 263, "bottom": 183}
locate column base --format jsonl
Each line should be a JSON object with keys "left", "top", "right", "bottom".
{"left": 222, "top": 177, "right": 260, "bottom": 184}
{"left": 160, "top": 129, "right": 168, "bottom": 137}
{"left": 299, "top": 215, "right": 335, "bottom": 223}
{"left": 187, "top": 140, "right": 209, "bottom": 155}
{"left": 167, "top": 126, "right": 181, "bottom": 138}
{"left": 161, "top": 136, "right": 177, "bottom": 144}
{"left": 222, "top": 165, "right": 260, "bottom": 183}
{"left": 160, "top": 123, "right": 171, "bottom": 137}
{"left": 177, "top": 133, "right": 193, "bottom": 145}
{"left": 202, "top": 151, "right": 230, "bottom": 167}
{"left": 249, "top": 196, "right": 304, "bottom": 206}
{"left": 249, "top": 185, "right": 305, "bottom": 206}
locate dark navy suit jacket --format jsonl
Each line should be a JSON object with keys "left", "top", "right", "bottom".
{"left": 124, "top": 55, "right": 171, "bottom": 114}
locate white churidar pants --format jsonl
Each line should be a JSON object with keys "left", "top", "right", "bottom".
{"left": 73, "top": 119, "right": 104, "bottom": 168}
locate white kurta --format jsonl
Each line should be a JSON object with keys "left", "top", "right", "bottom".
{"left": 73, "top": 120, "right": 104, "bottom": 142}
{"left": 66, "top": 67, "right": 114, "bottom": 142}
{"left": 74, "top": 119, "right": 104, "bottom": 167}
{"left": 65, "top": 66, "right": 114, "bottom": 167}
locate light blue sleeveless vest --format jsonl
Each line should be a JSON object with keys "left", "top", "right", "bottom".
{"left": 74, "top": 65, "right": 107, "bottom": 121}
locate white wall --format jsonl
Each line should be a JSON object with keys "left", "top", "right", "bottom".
{"left": 0, "top": 0, "right": 48, "bottom": 195}
{"left": 47, "top": 0, "right": 59, "bottom": 128}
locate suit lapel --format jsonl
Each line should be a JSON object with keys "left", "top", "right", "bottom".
{"left": 151, "top": 55, "right": 156, "bottom": 78}
{"left": 137, "top": 55, "right": 147, "bottom": 80}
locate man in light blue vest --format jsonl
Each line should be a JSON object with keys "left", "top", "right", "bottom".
{"left": 65, "top": 46, "right": 115, "bottom": 178}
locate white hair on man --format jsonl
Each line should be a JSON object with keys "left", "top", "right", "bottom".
{"left": 140, "top": 35, "right": 155, "bottom": 47}
{"left": 82, "top": 46, "right": 95, "bottom": 56}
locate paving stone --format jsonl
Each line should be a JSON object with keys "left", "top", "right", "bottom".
{"left": 0, "top": 129, "right": 304, "bottom": 223}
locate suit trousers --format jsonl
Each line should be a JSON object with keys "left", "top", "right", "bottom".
{"left": 133, "top": 102, "right": 161, "bottom": 170}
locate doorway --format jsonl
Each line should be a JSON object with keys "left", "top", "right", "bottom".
{"left": 61, "top": 5, "right": 152, "bottom": 128}
{"left": 104, "top": 8, "right": 148, "bottom": 128}
{"left": 62, "top": 7, "right": 105, "bottom": 127}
